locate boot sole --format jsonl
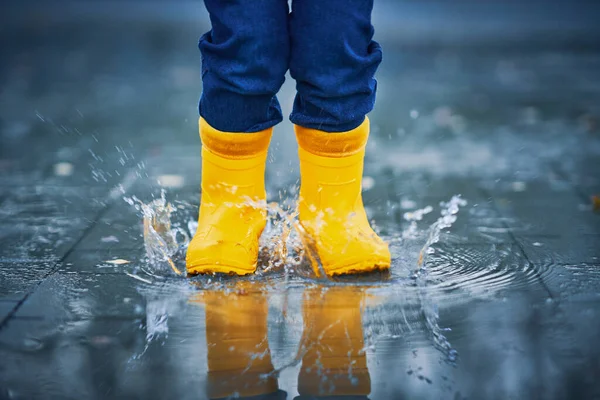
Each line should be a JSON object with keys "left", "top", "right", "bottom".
{"left": 186, "top": 264, "right": 256, "bottom": 276}
{"left": 324, "top": 258, "right": 391, "bottom": 277}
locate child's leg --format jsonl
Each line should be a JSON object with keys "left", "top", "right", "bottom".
{"left": 289, "top": 0, "right": 390, "bottom": 276}
{"left": 289, "top": 0, "right": 381, "bottom": 132}
{"left": 200, "top": 0, "right": 290, "bottom": 133}
{"left": 187, "top": 0, "right": 289, "bottom": 275}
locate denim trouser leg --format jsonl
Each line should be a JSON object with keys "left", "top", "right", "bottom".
{"left": 289, "top": 0, "right": 382, "bottom": 132}
{"left": 199, "top": 0, "right": 289, "bottom": 133}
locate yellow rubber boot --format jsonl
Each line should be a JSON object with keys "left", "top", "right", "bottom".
{"left": 297, "top": 286, "right": 371, "bottom": 396}
{"left": 186, "top": 118, "right": 272, "bottom": 275}
{"left": 191, "top": 283, "right": 279, "bottom": 398}
{"left": 294, "top": 117, "right": 391, "bottom": 277}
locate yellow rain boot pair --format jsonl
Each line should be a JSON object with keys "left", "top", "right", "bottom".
{"left": 186, "top": 117, "right": 391, "bottom": 276}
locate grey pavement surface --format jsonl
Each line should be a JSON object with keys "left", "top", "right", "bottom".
{"left": 1, "top": 1, "right": 600, "bottom": 399}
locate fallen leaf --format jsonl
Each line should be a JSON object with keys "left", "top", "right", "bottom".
{"left": 105, "top": 259, "right": 130, "bottom": 265}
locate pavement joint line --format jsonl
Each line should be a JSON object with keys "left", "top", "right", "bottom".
{"left": 0, "top": 194, "right": 118, "bottom": 330}
{"left": 479, "top": 186, "right": 556, "bottom": 300}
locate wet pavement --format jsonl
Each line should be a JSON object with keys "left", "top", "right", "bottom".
{"left": 1, "top": 1, "right": 600, "bottom": 399}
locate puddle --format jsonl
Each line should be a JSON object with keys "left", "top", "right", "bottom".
{"left": 93, "top": 178, "right": 592, "bottom": 399}
{"left": 2, "top": 142, "right": 593, "bottom": 398}
{"left": 114, "top": 191, "right": 475, "bottom": 392}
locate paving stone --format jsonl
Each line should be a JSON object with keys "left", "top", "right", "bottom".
{"left": 59, "top": 249, "right": 147, "bottom": 274}
{"left": 518, "top": 235, "right": 600, "bottom": 265}
{"left": 494, "top": 197, "right": 599, "bottom": 236}
{"left": 410, "top": 175, "right": 488, "bottom": 200}
{"left": 0, "top": 301, "right": 18, "bottom": 322}
{"left": 0, "top": 218, "right": 93, "bottom": 261}
{"left": 0, "top": 261, "right": 56, "bottom": 301}
{"left": 0, "top": 316, "right": 207, "bottom": 399}
{"left": 487, "top": 180, "right": 600, "bottom": 236}
{"left": 0, "top": 186, "right": 108, "bottom": 222}
{"left": 15, "top": 273, "right": 148, "bottom": 320}
{"left": 435, "top": 292, "right": 600, "bottom": 400}
{"left": 75, "top": 206, "right": 145, "bottom": 251}
{"left": 425, "top": 242, "right": 553, "bottom": 301}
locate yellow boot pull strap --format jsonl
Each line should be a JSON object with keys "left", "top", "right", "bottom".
{"left": 294, "top": 117, "right": 370, "bottom": 158}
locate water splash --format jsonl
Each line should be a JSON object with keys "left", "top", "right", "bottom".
{"left": 128, "top": 190, "right": 471, "bottom": 369}
{"left": 414, "top": 195, "right": 467, "bottom": 364}
{"left": 124, "top": 190, "right": 188, "bottom": 276}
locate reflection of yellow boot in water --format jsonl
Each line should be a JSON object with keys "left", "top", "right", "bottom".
{"left": 186, "top": 117, "right": 272, "bottom": 275}
{"left": 295, "top": 118, "right": 391, "bottom": 277}
{"left": 194, "top": 282, "right": 279, "bottom": 399}
{"left": 297, "top": 286, "right": 371, "bottom": 397}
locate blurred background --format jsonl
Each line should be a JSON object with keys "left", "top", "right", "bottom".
{"left": 2, "top": 0, "right": 599, "bottom": 188}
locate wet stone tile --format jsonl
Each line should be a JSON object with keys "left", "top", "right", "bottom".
{"left": 0, "top": 318, "right": 156, "bottom": 399}
{"left": 434, "top": 293, "right": 600, "bottom": 400}
{"left": 59, "top": 248, "right": 147, "bottom": 274}
{"left": 424, "top": 242, "right": 553, "bottom": 303}
{"left": 545, "top": 263, "right": 600, "bottom": 302}
{"left": 0, "top": 218, "right": 93, "bottom": 261}
{"left": 75, "top": 206, "right": 145, "bottom": 251}
{"left": 410, "top": 175, "right": 488, "bottom": 201}
{"left": 487, "top": 180, "right": 599, "bottom": 236}
{"left": 15, "top": 273, "right": 147, "bottom": 320}
{"left": 0, "top": 317, "right": 207, "bottom": 399}
{"left": 0, "top": 301, "right": 18, "bottom": 322}
{"left": 0, "top": 261, "right": 56, "bottom": 301}
{"left": 518, "top": 235, "right": 600, "bottom": 265}
{"left": 0, "top": 185, "right": 109, "bottom": 222}
{"left": 494, "top": 199, "right": 599, "bottom": 236}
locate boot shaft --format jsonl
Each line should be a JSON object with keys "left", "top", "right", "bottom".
{"left": 199, "top": 117, "right": 272, "bottom": 204}
{"left": 295, "top": 118, "right": 370, "bottom": 218}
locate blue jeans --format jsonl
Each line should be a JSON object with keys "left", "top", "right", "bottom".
{"left": 199, "top": 0, "right": 382, "bottom": 133}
